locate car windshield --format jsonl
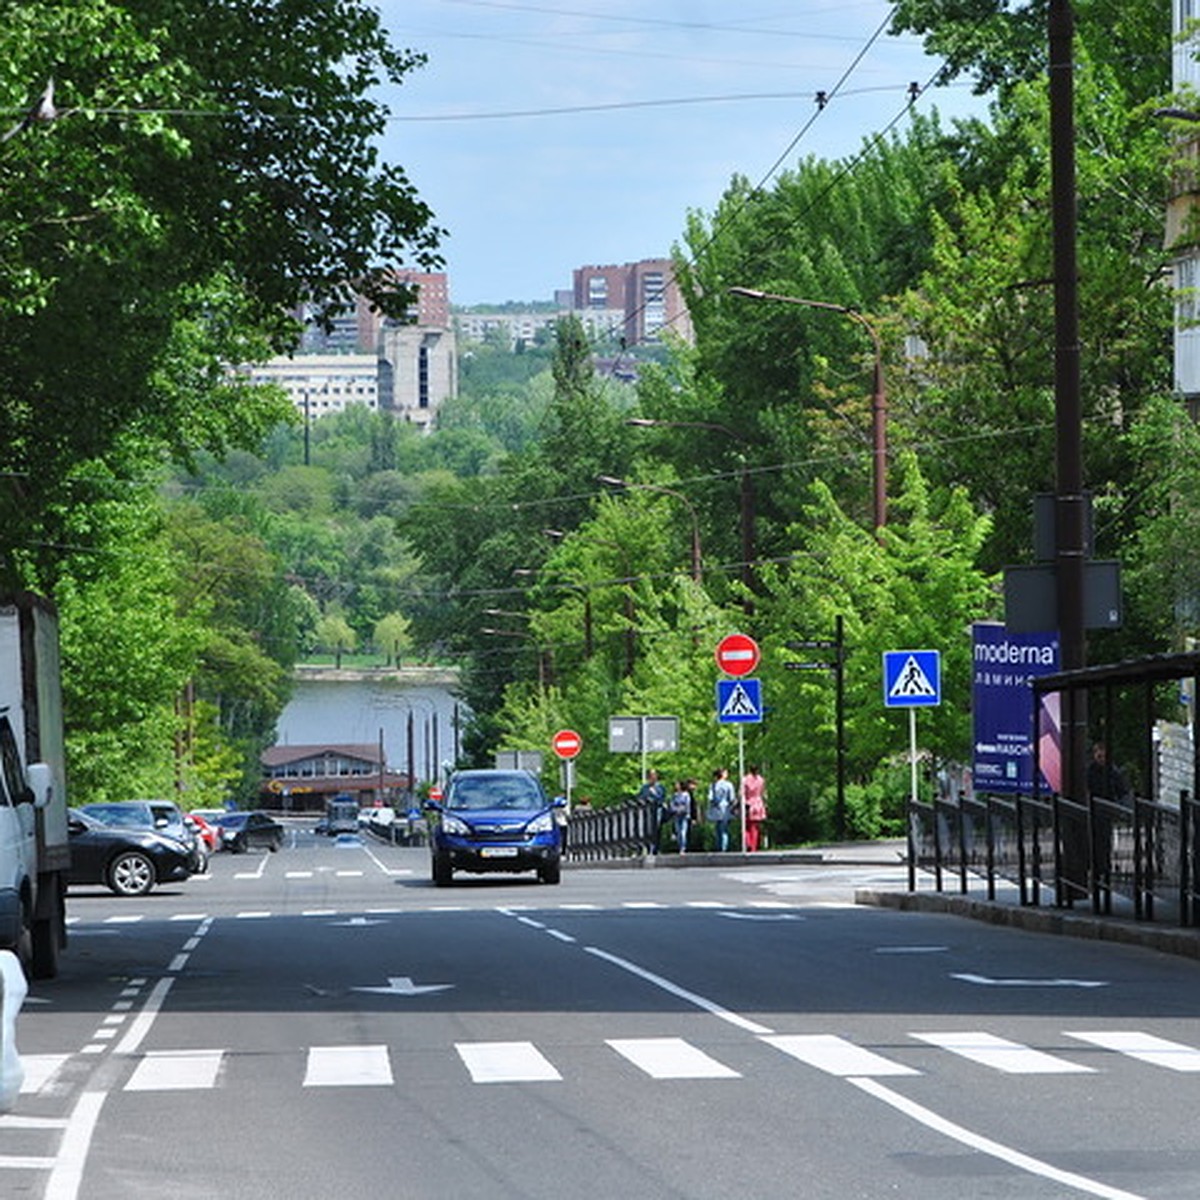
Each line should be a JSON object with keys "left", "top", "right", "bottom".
{"left": 215, "top": 813, "right": 247, "bottom": 828}
{"left": 82, "top": 804, "right": 153, "bottom": 830}
{"left": 446, "top": 775, "right": 544, "bottom": 812}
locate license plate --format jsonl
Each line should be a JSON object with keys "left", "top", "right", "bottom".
{"left": 480, "top": 846, "right": 518, "bottom": 858}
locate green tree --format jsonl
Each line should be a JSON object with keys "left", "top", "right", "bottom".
{"left": 314, "top": 612, "right": 356, "bottom": 667}
{"left": 374, "top": 612, "right": 415, "bottom": 666}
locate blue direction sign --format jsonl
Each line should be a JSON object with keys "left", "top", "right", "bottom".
{"left": 883, "top": 650, "right": 941, "bottom": 708}
{"left": 716, "top": 677, "right": 763, "bottom": 724}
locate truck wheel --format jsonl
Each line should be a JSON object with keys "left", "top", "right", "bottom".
{"left": 31, "top": 883, "right": 64, "bottom": 980}
{"left": 108, "top": 851, "right": 156, "bottom": 897}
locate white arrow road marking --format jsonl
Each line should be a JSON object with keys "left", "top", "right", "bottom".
{"left": 718, "top": 911, "right": 803, "bottom": 922}
{"left": 352, "top": 976, "right": 453, "bottom": 996}
{"left": 952, "top": 972, "right": 1108, "bottom": 988}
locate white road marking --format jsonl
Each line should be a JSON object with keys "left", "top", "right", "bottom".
{"left": 113, "top": 977, "right": 176, "bottom": 1056}
{"left": 103, "top": 915, "right": 142, "bottom": 925}
{"left": 456, "top": 1041, "right": 561, "bottom": 1083}
{"left": 304, "top": 1045, "right": 393, "bottom": 1088}
{"left": 849, "top": 1077, "right": 1145, "bottom": 1200}
{"left": 43, "top": 1090, "right": 106, "bottom": 1200}
{"left": 875, "top": 945, "right": 948, "bottom": 954}
{"left": 952, "top": 972, "right": 1107, "bottom": 989}
{"left": 125, "top": 1050, "right": 224, "bottom": 1091}
{"left": 19, "top": 1054, "right": 69, "bottom": 1093}
{"left": 583, "top": 945, "right": 772, "bottom": 1035}
{"left": 169, "top": 913, "right": 209, "bottom": 921}
{"left": 608, "top": 1037, "right": 740, "bottom": 1080}
{"left": 285, "top": 871, "right": 313, "bottom": 879}
{"left": 335, "top": 870, "right": 364, "bottom": 878}
{"left": 235, "top": 911, "right": 271, "bottom": 919}
{"left": 1065, "top": 1031, "right": 1200, "bottom": 1071}
{"left": 911, "top": 1032, "right": 1094, "bottom": 1074}
{"left": 763, "top": 1034, "right": 919, "bottom": 1077}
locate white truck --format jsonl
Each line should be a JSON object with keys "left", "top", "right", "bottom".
{"left": 0, "top": 594, "right": 70, "bottom": 979}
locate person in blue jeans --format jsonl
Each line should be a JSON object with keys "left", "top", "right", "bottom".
{"left": 669, "top": 780, "right": 691, "bottom": 853}
{"left": 706, "top": 766, "right": 736, "bottom": 851}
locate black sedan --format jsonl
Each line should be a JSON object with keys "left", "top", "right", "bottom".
{"left": 212, "top": 810, "right": 285, "bottom": 853}
{"left": 67, "top": 809, "right": 193, "bottom": 897}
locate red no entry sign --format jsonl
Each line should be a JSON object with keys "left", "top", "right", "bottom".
{"left": 715, "top": 632, "right": 760, "bottom": 677}
{"left": 552, "top": 729, "right": 583, "bottom": 759}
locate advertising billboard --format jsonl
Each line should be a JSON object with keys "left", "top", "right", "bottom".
{"left": 972, "top": 623, "right": 1059, "bottom": 796}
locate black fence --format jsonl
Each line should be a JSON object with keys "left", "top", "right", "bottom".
{"left": 908, "top": 789, "right": 1200, "bottom": 926}
{"left": 565, "top": 798, "right": 659, "bottom": 861}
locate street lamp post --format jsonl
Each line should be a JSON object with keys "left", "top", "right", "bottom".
{"left": 625, "top": 418, "right": 756, "bottom": 591}
{"left": 597, "top": 475, "right": 703, "bottom": 583}
{"left": 728, "top": 286, "right": 887, "bottom": 531}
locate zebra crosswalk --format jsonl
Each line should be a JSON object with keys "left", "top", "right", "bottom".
{"left": 16, "top": 1027, "right": 1200, "bottom": 1094}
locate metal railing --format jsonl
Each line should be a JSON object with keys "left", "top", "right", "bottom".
{"left": 908, "top": 789, "right": 1200, "bottom": 926}
{"left": 565, "top": 798, "right": 660, "bottom": 861}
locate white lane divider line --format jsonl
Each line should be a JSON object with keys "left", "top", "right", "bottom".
{"left": 848, "top": 1076, "right": 1145, "bottom": 1200}
{"left": 583, "top": 945, "right": 773, "bottom": 1036}
{"left": 1065, "top": 1030, "right": 1200, "bottom": 1071}
{"left": 125, "top": 1050, "right": 224, "bottom": 1092}
{"left": 762, "top": 1034, "right": 919, "bottom": 1078}
{"left": 112, "top": 978, "right": 175, "bottom": 1057}
{"left": 42, "top": 1090, "right": 106, "bottom": 1200}
{"left": 911, "top": 1031, "right": 1094, "bottom": 1075}
{"left": 607, "top": 1037, "right": 741, "bottom": 1080}
{"left": 456, "top": 1041, "right": 561, "bottom": 1083}
{"left": 303, "top": 1045, "right": 393, "bottom": 1088}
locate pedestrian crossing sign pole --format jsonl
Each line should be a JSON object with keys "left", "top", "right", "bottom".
{"left": 882, "top": 650, "right": 942, "bottom": 809}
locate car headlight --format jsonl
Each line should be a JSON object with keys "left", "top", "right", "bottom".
{"left": 526, "top": 813, "right": 554, "bottom": 834}
{"left": 441, "top": 814, "right": 470, "bottom": 836}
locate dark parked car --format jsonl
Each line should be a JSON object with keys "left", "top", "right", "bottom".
{"left": 425, "top": 769, "right": 564, "bottom": 887}
{"left": 80, "top": 800, "right": 207, "bottom": 874}
{"left": 66, "top": 810, "right": 192, "bottom": 897}
{"left": 212, "top": 811, "right": 284, "bottom": 854}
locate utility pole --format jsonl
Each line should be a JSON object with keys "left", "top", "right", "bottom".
{"left": 1050, "top": 0, "right": 1087, "bottom": 807}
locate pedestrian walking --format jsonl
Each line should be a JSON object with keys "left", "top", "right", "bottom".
{"left": 741, "top": 764, "right": 767, "bottom": 852}
{"left": 669, "top": 779, "right": 691, "bottom": 853}
{"left": 706, "top": 767, "right": 736, "bottom": 851}
{"left": 637, "top": 769, "right": 666, "bottom": 854}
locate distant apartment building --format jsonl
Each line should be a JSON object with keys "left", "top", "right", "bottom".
{"left": 455, "top": 307, "right": 627, "bottom": 348}
{"left": 248, "top": 271, "right": 456, "bottom": 429}
{"left": 244, "top": 354, "right": 380, "bottom": 417}
{"left": 573, "top": 259, "right": 693, "bottom": 345}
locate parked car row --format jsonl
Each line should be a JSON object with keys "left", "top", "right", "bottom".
{"left": 66, "top": 802, "right": 286, "bottom": 896}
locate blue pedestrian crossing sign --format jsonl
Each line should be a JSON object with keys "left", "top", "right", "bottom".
{"left": 883, "top": 650, "right": 941, "bottom": 708}
{"left": 716, "top": 677, "right": 763, "bottom": 724}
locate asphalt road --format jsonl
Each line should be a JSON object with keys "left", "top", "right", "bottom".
{"left": 7, "top": 823, "right": 1200, "bottom": 1199}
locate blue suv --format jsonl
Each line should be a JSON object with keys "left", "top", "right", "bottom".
{"left": 426, "top": 769, "right": 564, "bottom": 886}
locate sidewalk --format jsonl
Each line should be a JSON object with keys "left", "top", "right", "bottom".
{"left": 573, "top": 838, "right": 908, "bottom": 870}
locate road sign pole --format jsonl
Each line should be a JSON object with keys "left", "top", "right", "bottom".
{"left": 834, "top": 616, "right": 846, "bottom": 840}
{"left": 738, "top": 725, "right": 746, "bottom": 852}
{"left": 909, "top": 709, "right": 919, "bottom": 807}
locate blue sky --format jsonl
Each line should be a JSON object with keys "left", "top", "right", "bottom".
{"left": 375, "top": 1, "right": 990, "bottom": 306}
